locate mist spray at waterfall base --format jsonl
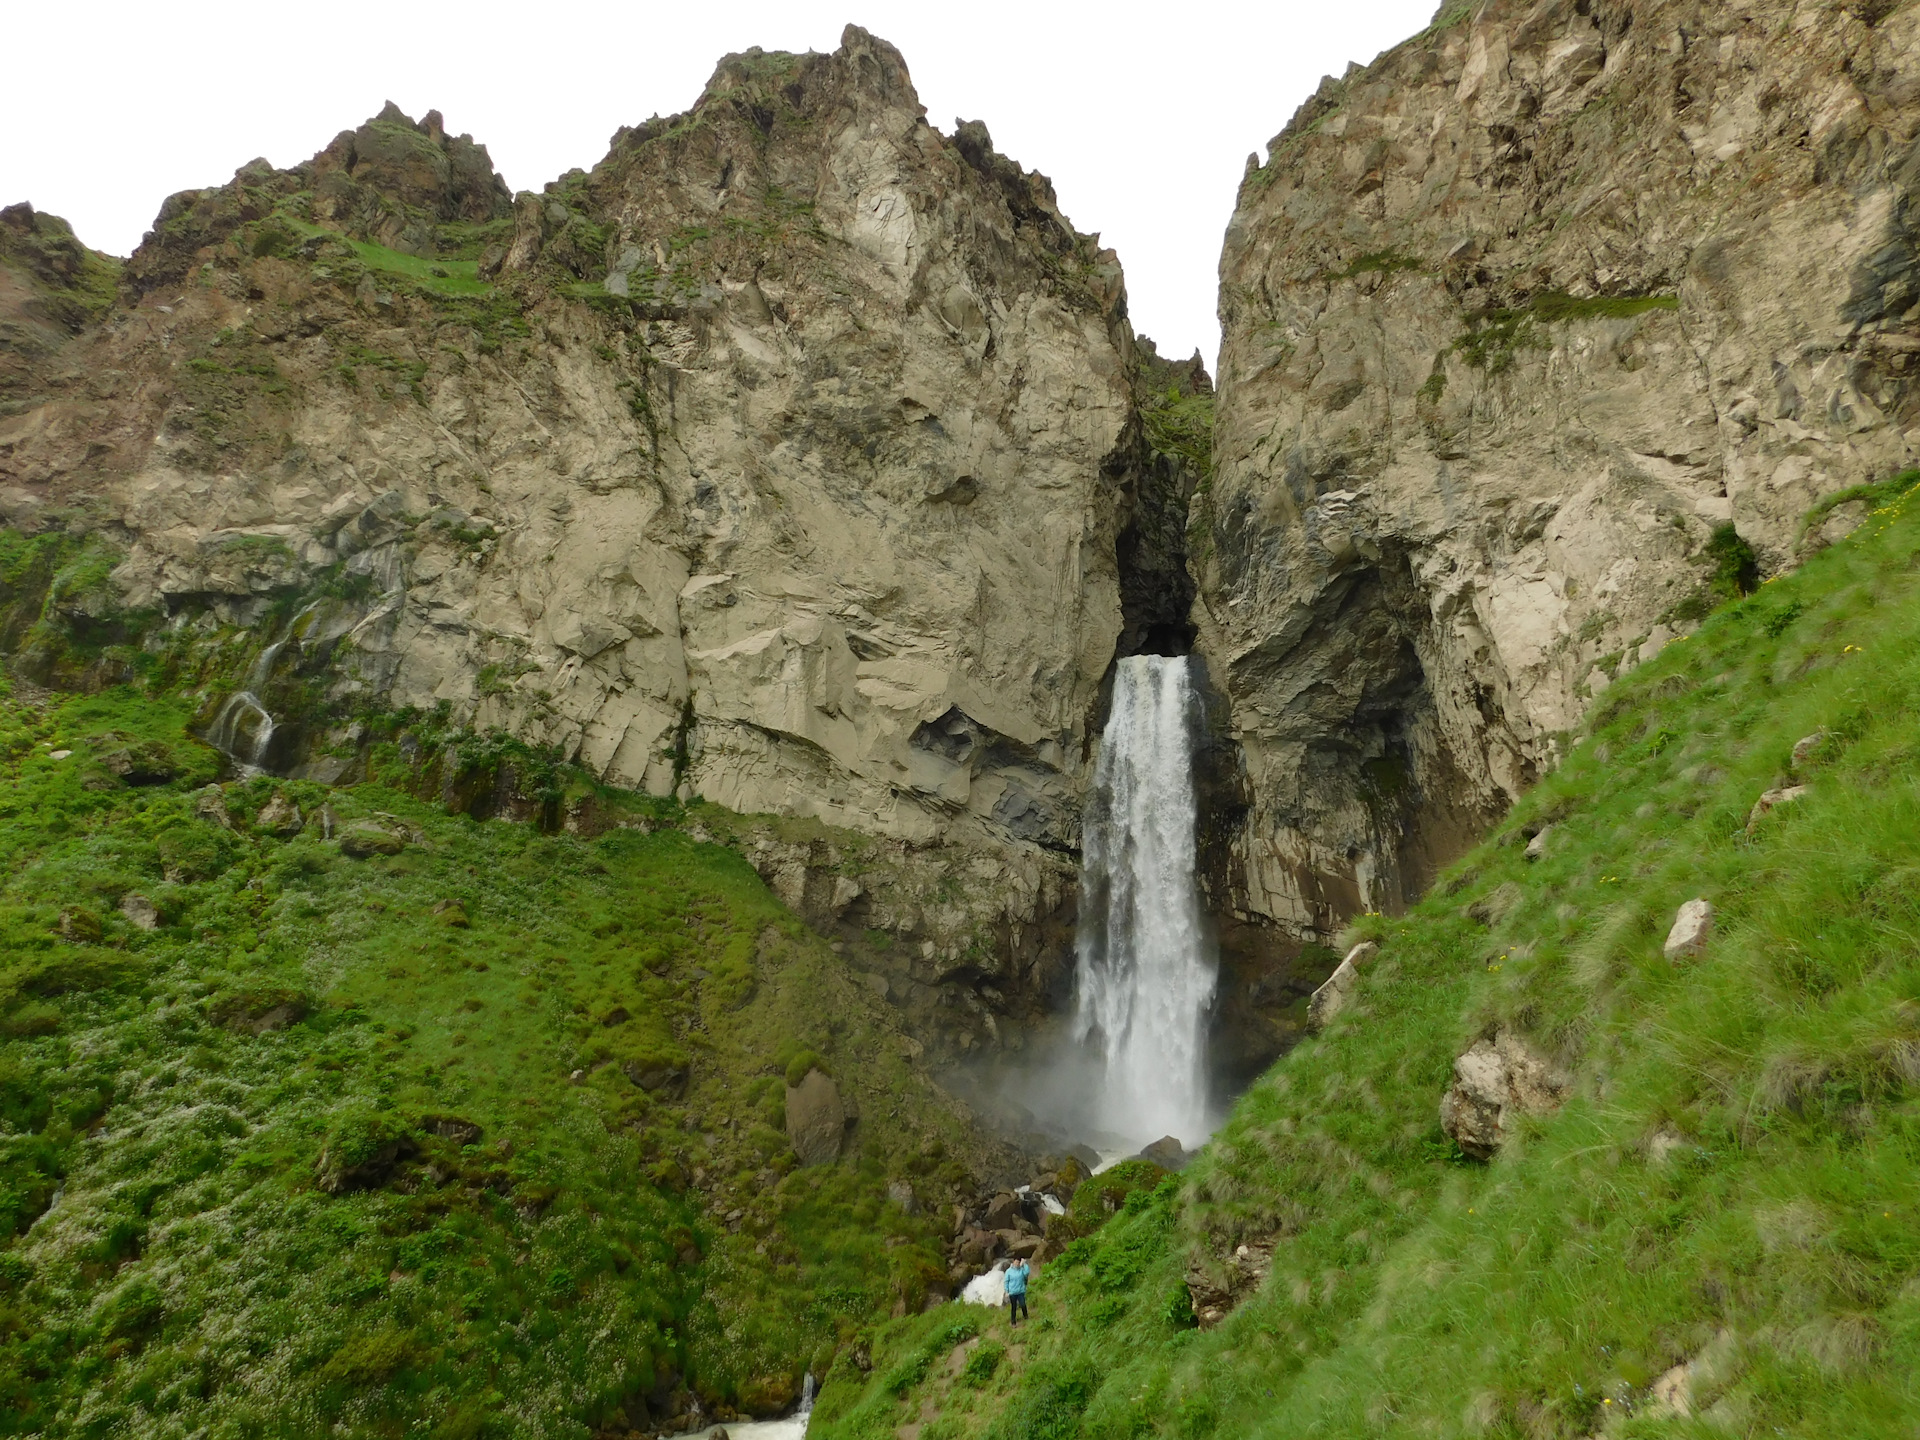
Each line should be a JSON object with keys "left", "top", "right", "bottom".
{"left": 960, "top": 654, "right": 1221, "bottom": 1162}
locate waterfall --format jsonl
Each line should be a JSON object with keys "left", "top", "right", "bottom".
{"left": 248, "top": 639, "right": 288, "bottom": 686}
{"left": 1072, "top": 654, "right": 1217, "bottom": 1150}
{"left": 203, "top": 623, "right": 310, "bottom": 775}
{"left": 206, "top": 691, "right": 276, "bottom": 774}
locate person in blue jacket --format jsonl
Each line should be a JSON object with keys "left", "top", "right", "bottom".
{"left": 1004, "top": 1257, "right": 1030, "bottom": 1325}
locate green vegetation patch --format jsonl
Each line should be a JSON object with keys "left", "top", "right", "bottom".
{"left": 333, "top": 237, "right": 490, "bottom": 295}
{"left": 1139, "top": 386, "right": 1213, "bottom": 477}
{"left": 1331, "top": 248, "right": 1424, "bottom": 281}
{"left": 1457, "top": 290, "right": 1679, "bottom": 373}
{"left": 0, "top": 682, "right": 965, "bottom": 1436}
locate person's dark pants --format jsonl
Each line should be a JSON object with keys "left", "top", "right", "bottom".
{"left": 1008, "top": 1292, "right": 1028, "bottom": 1324}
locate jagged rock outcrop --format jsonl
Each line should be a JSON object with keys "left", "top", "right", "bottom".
{"left": 0, "top": 202, "right": 119, "bottom": 397}
{"left": 1439, "top": 1028, "right": 1568, "bottom": 1158}
{"left": 1204, "top": 0, "right": 1920, "bottom": 941}
{"left": 0, "top": 28, "right": 1182, "bottom": 1025}
{"left": 1304, "top": 939, "right": 1378, "bottom": 1031}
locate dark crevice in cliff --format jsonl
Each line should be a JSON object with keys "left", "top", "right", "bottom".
{"left": 1113, "top": 336, "right": 1210, "bottom": 660}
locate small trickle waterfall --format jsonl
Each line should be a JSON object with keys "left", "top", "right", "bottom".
{"left": 206, "top": 691, "right": 276, "bottom": 773}
{"left": 205, "top": 636, "right": 294, "bottom": 774}
{"left": 1072, "top": 653, "right": 1217, "bottom": 1150}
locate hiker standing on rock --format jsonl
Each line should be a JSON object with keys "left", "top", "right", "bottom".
{"left": 1005, "top": 1256, "right": 1030, "bottom": 1325}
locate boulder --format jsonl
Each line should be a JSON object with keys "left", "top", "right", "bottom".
{"left": 1135, "top": 1136, "right": 1192, "bottom": 1170}
{"left": 314, "top": 1110, "right": 417, "bottom": 1194}
{"left": 1524, "top": 825, "right": 1552, "bottom": 861}
{"left": 785, "top": 1068, "right": 847, "bottom": 1166}
{"left": 624, "top": 1059, "right": 689, "bottom": 1099}
{"left": 255, "top": 791, "right": 303, "bottom": 835}
{"left": 1746, "top": 785, "right": 1808, "bottom": 832}
{"left": 194, "top": 785, "right": 233, "bottom": 829}
{"left": 340, "top": 822, "right": 406, "bottom": 858}
{"left": 1663, "top": 899, "right": 1714, "bottom": 961}
{"left": 1306, "top": 940, "right": 1379, "bottom": 1032}
{"left": 96, "top": 736, "right": 178, "bottom": 785}
{"left": 432, "top": 898, "right": 471, "bottom": 928}
{"left": 421, "top": 1114, "right": 483, "bottom": 1147}
{"left": 887, "top": 1179, "right": 920, "bottom": 1215}
{"left": 1791, "top": 729, "right": 1830, "bottom": 768}
{"left": 210, "top": 988, "right": 310, "bottom": 1035}
{"left": 983, "top": 1191, "right": 1021, "bottom": 1228}
{"left": 1438, "top": 1030, "right": 1568, "bottom": 1159}
{"left": 119, "top": 893, "right": 160, "bottom": 930}
{"left": 1641, "top": 1331, "right": 1736, "bottom": 1421}
{"left": 1648, "top": 1128, "right": 1691, "bottom": 1165}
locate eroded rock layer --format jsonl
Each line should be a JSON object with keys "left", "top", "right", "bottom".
{"left": 1204, "top": 0, "right": 1920, "bottom": 939}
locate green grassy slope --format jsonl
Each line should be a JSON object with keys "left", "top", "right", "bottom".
{"left": 816, "top": 481, "right": 1920, "bottom": 1439}
{"left": 0, "top": 685, "right": 972, "bottom": 1438}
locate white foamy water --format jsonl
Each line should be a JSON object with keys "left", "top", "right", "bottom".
{"left": 1071, "top": 654, "right": 1217, "bottom": 1151}
{"left": 205, "top": 690, "right": 275, "bottom": 774}
{"left": 698, "top": 1372, "right": 812, "bottom": 1438}
{"left": 697, "top": 1421, "right": 807, "bottom": 1440}
{"left": 961, "top": 1260, "right": 1009, "bottom": 1307}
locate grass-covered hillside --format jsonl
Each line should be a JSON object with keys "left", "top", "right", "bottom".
{"left": 0, "top": 681, "right": 981, "bottom": 1438}
{"left": 815, "top": 477, "right": 1920, "bottom": 1440}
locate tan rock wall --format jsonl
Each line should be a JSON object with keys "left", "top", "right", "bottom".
{"left": 0, "top": 30, "right": 1148, "bottom": 994}
{"left": 1205, "top": 0, "right": 1920, "bottom": 938}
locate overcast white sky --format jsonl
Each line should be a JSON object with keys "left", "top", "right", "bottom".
{"left": 2, "top": 1, "right": 1436, "bottom": 367}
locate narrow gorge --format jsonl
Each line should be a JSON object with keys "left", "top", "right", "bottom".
{"left": 6, "top": 0, "right": 1920, "bottom": 1435}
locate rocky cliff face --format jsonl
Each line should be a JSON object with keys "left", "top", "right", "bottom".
{"left": 1204, "top": 0, "right": 1920, "bottom": 941}
{"left": 0, "top": 29, "right": 1188, "bottom": 1028}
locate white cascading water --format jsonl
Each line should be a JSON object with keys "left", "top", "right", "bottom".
{"left": 204, "top": 628, "right": 307, "bottom": 774}
{"left": 1072, "top": 653, "right": 1217, "bottom": 1150}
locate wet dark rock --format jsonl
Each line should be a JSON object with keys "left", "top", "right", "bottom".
{"left": 625, "top": 1059, "right": 690, "bottom": 1098}
{"left": 1135, "top": 1136, "right": 1192, "bottom": 1170}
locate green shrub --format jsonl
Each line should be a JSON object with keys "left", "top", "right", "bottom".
{"left": 983, "top": 1358, "right": 1099, "bottom": 1440}
{"left": 1067, "top": 1158, "right": 1165, "bottom": 1231}
{"left": 156, "top": 821, "right": 237, "bottom": 881}
{"left": 961, "top": 1338, "right": 1005, "bottom": 1386}
{"left": 785, "top": 1049, "right": 829, "bottom": 1087}
{"left": 1704, "top": 521, "right": 1759, "bottom": 598}
{"left": 313, "top": 1106, "right": 416, "bottom": 1193}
